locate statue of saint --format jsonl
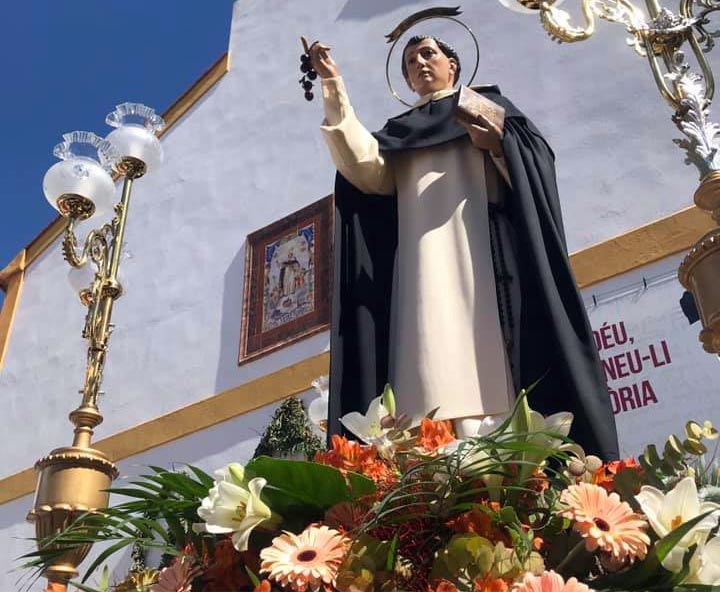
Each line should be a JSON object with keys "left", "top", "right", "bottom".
{"left": 309, "top": 36, "right": 619, "bottom": 459}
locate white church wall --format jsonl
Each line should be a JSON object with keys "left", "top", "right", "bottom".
{"left": 581, "top": 253, "right": 720, "bottom": 458}
{"left": 3, "top": 0, "right": 720, "bottom": 584}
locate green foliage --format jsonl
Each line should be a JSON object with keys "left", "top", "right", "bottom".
{"left": 363, "top": 427, "right": 571, "bottom": 535}
{"left": 20, "top": 465, "right": 213, "bottom": 586}
{"left": 245, "top": 456, "right": 375, "bottom": 527}
{"left": 337, "top": 534, "right": 396, "bottom": 592}
{"left": 430, "top": 534, "right": 495, "bottom": 583}
{"left": 639, "top": 421, "right": 719, "bottom": 487}
{"left": 253, "top": 397, "right": 324, "bottom": 460}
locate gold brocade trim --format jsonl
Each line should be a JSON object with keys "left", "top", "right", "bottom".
{"left": 0, "top": 351, "right": 329, "bottom": 505}
{"left": 569, "top": 206, "right": 715, "bottom": 288}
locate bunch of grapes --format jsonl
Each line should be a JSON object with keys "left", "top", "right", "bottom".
{"left": 299, "top": 53, "right": 318, "bottom": 101}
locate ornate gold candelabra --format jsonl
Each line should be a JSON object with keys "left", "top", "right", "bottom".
{"left": 498, "top": 0, "right": 720, "bottom": 352}
{"left": 27, "top": 105, "right": 164, "bottom": 588}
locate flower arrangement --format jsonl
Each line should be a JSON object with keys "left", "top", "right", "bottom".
{"left": 22, "top": 383, "right": 720, "bottom": 592}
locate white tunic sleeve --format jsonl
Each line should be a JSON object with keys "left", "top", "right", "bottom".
{"left": 320, "top": 77, "right": 395, "bottom": 196}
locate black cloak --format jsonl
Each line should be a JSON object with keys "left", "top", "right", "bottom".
{"left": 327, "top": 86, "right": 620, "bottom": 461}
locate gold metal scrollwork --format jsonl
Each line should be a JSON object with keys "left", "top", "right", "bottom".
{"left": 539, "top": 1, "right": 648, "bottom": 51}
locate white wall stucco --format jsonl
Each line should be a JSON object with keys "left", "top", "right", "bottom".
{"left": 3, "top": 1, "right": 720, "bottom": 587}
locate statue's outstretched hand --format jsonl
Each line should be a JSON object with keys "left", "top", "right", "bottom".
{"left": 461, "top": 122, "right": 503, "bottom": 158}
{"left": 308, "top": 42, "right": 340, "bottom": 79}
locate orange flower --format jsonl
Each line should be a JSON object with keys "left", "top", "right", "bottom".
{"left": 559, "top": 482, "right": 650, "bottom": 562}
{"left": 512, "top": 571, "right": 590, "bottom": 592}
{"left": 363, "top": 458, "right": 395, "bottom": 482}
{"left": 315, "top": 435, "right": 375, "bottom": 471}
{"left": 475, "top": 575, "right": 509, "bottom": 592}
{"left": 418, "top": 418, "right": 456, "bottom": 452}
{"left": 260, "top": 525, "right": 350, "bottom": 592}
{"left": 253, "top": 581, "right": 271, "bottom": 592}
{"left": 593, "top": 458, "right": 642, "bottom": 493}
{"left": 315, "top": 435, "right": 396, "bottom": 484}
{"left": 448, "top": 502, "right": 512, "bottom": 547}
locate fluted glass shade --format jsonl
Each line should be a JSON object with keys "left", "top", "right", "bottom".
{"left": 43, "top": 132, "right": 118, "bottom": 219}
{"left": 106, "top": 103, "right": 165, "bottom": 173}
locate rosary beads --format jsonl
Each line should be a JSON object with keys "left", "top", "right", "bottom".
{"left": 299, "top": 53, "right": 317, "bottom": 101}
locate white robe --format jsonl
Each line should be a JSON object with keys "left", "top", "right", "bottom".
{"left": 320, "top": 77, "right": 514, "bottom": 425}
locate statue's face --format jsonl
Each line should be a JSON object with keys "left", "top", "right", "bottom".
{"left": 403, "top": 38, "right": 457, "bottom": 97}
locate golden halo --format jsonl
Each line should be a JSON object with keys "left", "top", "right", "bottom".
{"left": 385, "top": 6, "right": 480, "bottom": 107}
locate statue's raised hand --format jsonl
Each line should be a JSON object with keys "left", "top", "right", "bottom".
{"left": 308, "top": 42, "right": 340, "bottom": 79}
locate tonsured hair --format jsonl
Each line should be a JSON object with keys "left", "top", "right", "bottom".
{"left": 401, "top": 35, "right": 461, "bottom": 85}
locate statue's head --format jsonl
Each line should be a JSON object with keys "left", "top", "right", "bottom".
{"left": 402, "top": 35, "right": 461, "bottom": 97}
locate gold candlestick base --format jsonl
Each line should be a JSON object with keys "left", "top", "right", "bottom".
{"left": 693, "top": 171, "right": 720, "bottom": 222}
{"left": 679, "top": 226, "right": 720, "bottom": 353}
{"left": 26, "top": 445, "right": 118, "bottom": 584}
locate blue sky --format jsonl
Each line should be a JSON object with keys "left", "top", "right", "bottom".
{"left": 0, "top": 1, "right": 235, "bottom": 303}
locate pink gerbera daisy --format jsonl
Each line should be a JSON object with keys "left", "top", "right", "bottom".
{"left": 260, "top": 525, "right": 350, "bottom": 592}
{"left": 559, "top": 482, "right": 649, "bottom": 562}
{"left": 512, "top": 570, "right": 591, "bottom": 592}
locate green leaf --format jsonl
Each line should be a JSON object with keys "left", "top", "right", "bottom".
{"left": 185, "top": 464, "right": 216, "bottom": 489}
{"left": 98, "top": 565, "right": 110, "bottom": 591}
{"left": 106, "top": 487, "right": 163, "bottom": 500}
{"left": 245, "top": 457, "right": 375, "bottom": 515}
{"left": 382, "top": 384, "right": 396, "bottom": 417}
{"left": 80, "top": 538, "right": 135, "bottom": 583}
{"left": 655, "top": 510, "right": 716, "bottom": 564}
{"left": 386, "top": 533, "right": 399, "bottom": 572}
{"left": 245, "top": 565, "right": 261, "bottom": 587}
{"left": 613, "top": 469, "right": 643, "bottom": 510}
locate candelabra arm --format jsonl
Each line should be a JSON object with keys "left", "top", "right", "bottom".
{"left": 62, "top": 218, "right": 115, "bottom": 279}
{"left": 72, "top": 174, "right": 134, "bottom": 424}
{"left": 690, "top": 32, "right": 715, "bottom": 101}
{"left": 108, "top": 176, "right": 133, "bottom": 281}
{"left": 61, "top": 220, "right": 85, "bottom": 268}
{"left": 539, "top": 0, "right": 595, "bottom": 42}
{"left": 646, "top": 49, "right": 683, "bottom": 107}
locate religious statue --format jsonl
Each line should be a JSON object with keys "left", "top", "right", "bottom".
{"left": 308, "top": 23, "right": 619, "bottom": 460}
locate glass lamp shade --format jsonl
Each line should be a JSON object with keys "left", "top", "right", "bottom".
{"left": 106, "top": 103, "right": 165, "bottom": 173}
{"left": 67, "top": 261, "right": 128, "bottom": 304}
{"left": 67, "top": 263, "right": 97, "bottom": 299}
{"left": 43, "top": 132, "right": 119, "bottom": 219}
{"left": 43, "top": 157, "right": 116, "bottom": 219}
{"left": 105, "top": 125, "right": 163, "bottom": 173}
{"left": 497, "top": 0, "right": 564, "bottom": 14}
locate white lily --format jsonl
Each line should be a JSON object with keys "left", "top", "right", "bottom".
{"left": 196, "top": 464, "right": 279, "bottom": 551}
{"left": 510, "top": 394, "right": 575, "bottom": 483}
{"left": 308, "top": 375, "right": 329, "bottom": 433}
{"left": 510, "top": 393, "right": 573, "bottom": 449}
{"left": 686, "top": 536, "right": 720, "bottom": 585}
{"left": 339, "top": 395, "right": 390, "bottom": 444}
{"left": 635, "top": 476, "right": 720, "bottom": 572}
